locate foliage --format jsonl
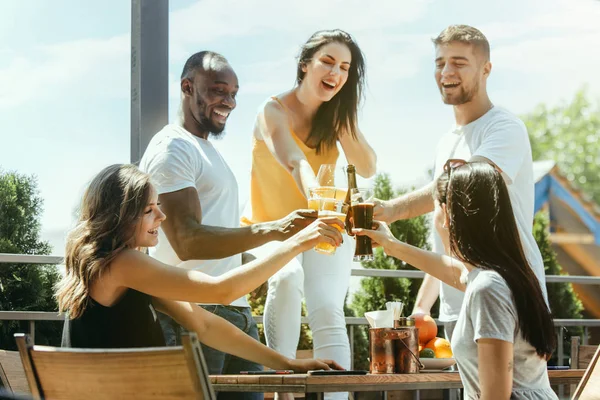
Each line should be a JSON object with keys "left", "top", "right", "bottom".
{"left": 523, "top": 88, "right": 600, "bottom": 204}
{"left": 533, "top": 212, "right": 584, "bottom": 365}
{"left": 349, "top": 173, "right": 432, "bottom": 369}
{"left": 0, "top": 170, "right": 61, "bottom": 349}
{"left": 350, "top": 173, "right": 432, "bottom": 319}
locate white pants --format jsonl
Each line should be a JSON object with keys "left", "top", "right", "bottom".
{"left": 250, "top": 237, "right": 354, "bottom": 398}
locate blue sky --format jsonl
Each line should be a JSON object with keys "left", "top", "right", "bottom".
{"left": 1, "top": 0, "right": 600, "bottom": 255}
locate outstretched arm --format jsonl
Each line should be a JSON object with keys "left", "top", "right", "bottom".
{"left": 257, "top": 100, "right": 322, "bottom": 198}
{"left": 354, "top": 222, "right": 467, "bottom": 292}
{"left": 153, "top": 299, "right": 342, "bottom": 372}
{"left": 159, "top": 188, "right": 317, "bottom": 261}
{"left": 112, "top": 219, "right": 343, "bottom": 305}
{"left": 373, "top": 182, "right": 435, "bottom": 224}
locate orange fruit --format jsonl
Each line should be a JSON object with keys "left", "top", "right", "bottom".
{"left": 425, "top": 337, "right": 453, "bottom": 359}
{"left": 411, "top": 313, "right": 438, "bottom": 345}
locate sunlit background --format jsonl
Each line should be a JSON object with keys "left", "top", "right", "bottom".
{"left": 1, "top": 0, "right": 599, "bottom": 255}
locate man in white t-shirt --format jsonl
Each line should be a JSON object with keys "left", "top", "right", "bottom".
{"left": 374, "top": 25, "right": 548, "bottom": 340}
{"left": 140, "top": 51, "right": 317, "bottom": 400}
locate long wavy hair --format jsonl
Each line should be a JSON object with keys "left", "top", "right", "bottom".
{"left": 435, "top": 162, "right": 556, "bottom": 359}
{"left": 56, "top": 164, "right": 152, "bottom": 319}
{"left": 296, "top": 29, "right": 366, "bottom": 154}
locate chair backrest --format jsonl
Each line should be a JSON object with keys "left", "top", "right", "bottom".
{"left": 14, "top": 332, "right": 215, "bottom": 400}
{"left": 0, "top": 351, "right": 30, "bottom": 394}
{"left": 571, "top": 336, "right": 599, "bottom": 369}
{"left": 572, "top": 343, "right": 600, "bottom": 400}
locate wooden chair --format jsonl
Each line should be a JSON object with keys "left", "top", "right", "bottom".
{"left": 0, "top": 350, "right": 30, "bottom": 394}
{"left": 15, "top": 332, "right": 215, "bottom": 400}
{"left": 571, "top": 343, "right": 600, "bottom": 399}
{"left": 571, "top": 336, "right": 599, "bottom": 370}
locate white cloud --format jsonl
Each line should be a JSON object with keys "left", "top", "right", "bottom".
{"left": 481, "top": 0, "right": 600, "bottom": 112}
{"left": 481, "top": 0, "right": 600, "bottom": 42}
{"left": 170, "top": 0, "right": 430, "bottom": 48}
{"left": 0, "top": 35, "right": 129, "bottom": 109}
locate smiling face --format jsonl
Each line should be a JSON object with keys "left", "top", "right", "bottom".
{"left": 301, "top": 42, "right": 352, "bottom": 102}
{"left": 134, "top": 185, "right": 166, "bottom": 248}
{"left": 434, "top": 41, "right": 490, "bottom": 105}
{"left": 182, "top": 62, "right": 239, "bottom": 138}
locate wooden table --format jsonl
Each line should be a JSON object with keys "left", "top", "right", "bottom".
{"left": 210, "top": 370, "right": 585, "bottom": 399}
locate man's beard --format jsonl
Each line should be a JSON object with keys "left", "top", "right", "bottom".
{"left": 440, "top": 79, "right": 479, "bottom": 105}
{"left": 194, "top": 97, "right": 227, "bottom": 138}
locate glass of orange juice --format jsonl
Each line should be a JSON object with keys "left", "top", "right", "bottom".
{"left": 308, "top": 196, "right": 345, "bottom": 255}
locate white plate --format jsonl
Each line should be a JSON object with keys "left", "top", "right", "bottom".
{"left": 420, "top": 358, "right": 456, "bottom": 370}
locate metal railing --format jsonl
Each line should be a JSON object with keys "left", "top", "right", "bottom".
{"left": 1, "top": 253, "right": 599, "bottom": 365}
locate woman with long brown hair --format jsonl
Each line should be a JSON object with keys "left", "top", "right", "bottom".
{"left": 241, "top": 30, "right": 376, "bottom": 388}
{"left": 56, "top": 163, "right": 343, "bottom": 373}
{"left": 355, "top": 162, "right": 557, "bottom": 399}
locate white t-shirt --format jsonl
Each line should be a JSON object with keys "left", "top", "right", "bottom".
{"left": 452, "top": 268, "right": 557, "bottom": 400}
{"left": 140, "top": 124, "right": 248, "bottom": 307}
{"left": 432, "top": 106, "right": 548, "bottom": 322}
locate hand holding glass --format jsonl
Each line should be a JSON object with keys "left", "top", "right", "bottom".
{"left": 308, "top": 197, "right": 345, "bottom": 255}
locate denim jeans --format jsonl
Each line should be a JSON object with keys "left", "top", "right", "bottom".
{"left": 158, "top": 305, "right": 263, "bottom": 400}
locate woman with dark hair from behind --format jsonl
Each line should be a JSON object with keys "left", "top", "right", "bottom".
{"left": 355, "top": 162, "right": 557, "bottom": 400}
{"left": 240, "top": 29, "right": 377, "bottom": 394}
{"left": 56, "top": 164, "right": 344, "bottom": 373}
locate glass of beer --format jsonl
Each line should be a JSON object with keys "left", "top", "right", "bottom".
{"left": 309, "top": 187, "right": 337, "bottom": 201}
{"left": 308, "top": 196, "right": 345, "bottom": 255}
{"left": 350, "top": 188, "right": 375, "bottom": 262}
{"left": 316, "top": 164, "right": 337, "bottom": 187}
{"left": 310, "top": 165, "right": 348, "bottom": 202}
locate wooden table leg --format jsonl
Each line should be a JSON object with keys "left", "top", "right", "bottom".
{"left": 306, "top": 392, "right": 324, "bottom": 400}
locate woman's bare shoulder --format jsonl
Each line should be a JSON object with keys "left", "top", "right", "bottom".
{"left": 111, "top": 249, "right": 152, "bottom": 272}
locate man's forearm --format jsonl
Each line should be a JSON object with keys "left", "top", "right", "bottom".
{"left": 413, "top": 274, "right": 440, "bottom": 314}
{"left": 389, "top": 182, "right": 435, "bottom": 220}
{"left": 176, "top": 221, "right": 279, "bottom": 261}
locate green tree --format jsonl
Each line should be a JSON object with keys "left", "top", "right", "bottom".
{"left": 523, "top": 88, "right": 600, "bottom": 204}
{"left": 350, "top": 173, "right": 431, "bottom": 317}
{"left": 0, "top": 170, "right": 61, "bottom": 349}
{"left": 523, "top": 89, "right": 593, "bottom": 362}
{"left": 349, "top": 173, "right": 432, "bottom": 369}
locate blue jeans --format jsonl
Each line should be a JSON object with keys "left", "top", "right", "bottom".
{"left": 158, "top": 305, "right": 263, "bottom": 400}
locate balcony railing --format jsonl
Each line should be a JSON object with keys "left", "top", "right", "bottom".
{"left": 1, "top": 253, "right": 599, "bottom": 368}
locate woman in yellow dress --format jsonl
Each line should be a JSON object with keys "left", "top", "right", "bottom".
{"left": 241, "top": 30, "right": 377, "bottom": 395}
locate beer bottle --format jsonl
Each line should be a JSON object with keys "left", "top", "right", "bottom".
{"left": 345, "top": 165, "right": 358, "bottom": 235}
